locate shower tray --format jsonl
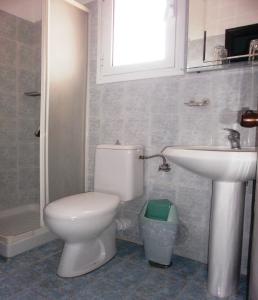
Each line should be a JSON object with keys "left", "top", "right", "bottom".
{"left": 0, "top": 204, "right": 55, "bottom": 257}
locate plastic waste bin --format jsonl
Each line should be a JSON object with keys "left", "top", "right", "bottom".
{"left": 139, "top": 199, "right": 178, "bottom": 267}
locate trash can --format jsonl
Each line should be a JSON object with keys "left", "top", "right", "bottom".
{"left": 139, "top": 199, "right": 178, "bottom": 267}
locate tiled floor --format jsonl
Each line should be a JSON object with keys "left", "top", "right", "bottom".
{"left": 0, "top": 239, "right": 246, "bottom": 299}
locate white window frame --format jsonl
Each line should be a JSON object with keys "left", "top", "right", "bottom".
{"left": 97, "top": 0, "right": 187, "bottom": 84}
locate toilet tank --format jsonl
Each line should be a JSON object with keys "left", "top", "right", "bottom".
{"left": 94, "top": 145, "right": 144, "bottom": 201}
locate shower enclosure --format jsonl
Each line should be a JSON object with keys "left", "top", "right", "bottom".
{"left": 0, "top": 0, "right": 88, "bottom": 257}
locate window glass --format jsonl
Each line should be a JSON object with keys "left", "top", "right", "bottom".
{"left": 113, "top": 0, "right": 170, "bottom": 66}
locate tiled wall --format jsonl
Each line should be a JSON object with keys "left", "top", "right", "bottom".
{"left": 0, "top": 10, "right": 41, "bottom": 210}
{"left": 86, "top": 1, "right": 258, "bottom": 273}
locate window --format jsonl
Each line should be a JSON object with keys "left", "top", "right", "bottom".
{"left": 97, "top": 0, "right": 187, "bottom": 83}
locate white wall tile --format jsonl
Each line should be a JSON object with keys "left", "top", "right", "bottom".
{"left": 86, "top": 1, "right": 256, "bottom": 272}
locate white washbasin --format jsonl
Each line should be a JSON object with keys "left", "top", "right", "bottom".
{"left": 162, "top": 146, "right": 257, "bottom": 182}
{"left": 162, "top": 145, "right": 257, "bottom": 298}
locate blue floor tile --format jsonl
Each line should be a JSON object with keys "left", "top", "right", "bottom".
{"left": 0, "top": 240, "right": 64, "bottom": 276}
{"left": 84, "top": 256, "right": 124, "bottom": 283}
{"left": 0, "top": 239, "right": 247, "bottom": 300}
{"left": 176, "top": 277, "right": 247, "bottom": 300}
{"left": 116, "top": 239, "right": 141, "bottom": 258}
{"left": 192, "top": 263, "right": 208, "bottom": 282}
{"left": 31, "top": 239, "right": 64, "bottom": 258}
{"left": 128, "top": 244, "right": 148, "bottom": 264}
{"left": 169, "top": 254, "right": 202, "bottom": 279}
{"left": 0, "top": 270, "right": 6, "bottom": 282}
{"left": 76, "top": 276, "right": 131, "bottom": 300}
{"left": 9, "top": 289, "right": 46, "bottom": 300}
{"left": 125, "top": 270, "right": 187, "bottom": 300}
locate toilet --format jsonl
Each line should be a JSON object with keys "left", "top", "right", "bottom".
{"left": 44, "top": 144, "right": 143, "bottom": 277}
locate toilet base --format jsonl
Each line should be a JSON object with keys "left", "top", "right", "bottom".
{"left": 57, "top": 222, "right": 116, "bottom": 277}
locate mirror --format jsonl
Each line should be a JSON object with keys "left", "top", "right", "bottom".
{"left": 187, "top": 0, "right": 258, "bottom": 71}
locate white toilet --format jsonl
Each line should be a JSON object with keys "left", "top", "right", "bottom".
{"left": 44, "top": 144, "right": 143, "bottom": 277}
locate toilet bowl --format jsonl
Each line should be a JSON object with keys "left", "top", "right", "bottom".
{"left": 44, "top": 144, "right": 144, "bottom": 277}
{"left": 44, "top": 192, "right": 120, "bottom": 277}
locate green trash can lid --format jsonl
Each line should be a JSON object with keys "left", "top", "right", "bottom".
{"left": 145, "top": 199, "right": 172, "bottom": 221}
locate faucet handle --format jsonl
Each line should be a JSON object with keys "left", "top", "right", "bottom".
{"left": 223, "top": 128, "right": 241, "bottom": 149}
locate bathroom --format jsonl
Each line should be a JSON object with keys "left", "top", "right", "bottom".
{"left": 0, "top": 0, "right": 258, "bottom": 299}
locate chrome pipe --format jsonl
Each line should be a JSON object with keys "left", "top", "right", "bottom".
{"left": 139, "top": 154, "right": 167, "bottom": 165}
{"left": 139, "top": 154, "right": 171, "bottom": 172}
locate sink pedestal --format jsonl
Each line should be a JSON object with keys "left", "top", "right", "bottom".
{"left": 208, "top": 181, "right": 246, "bottom": 298}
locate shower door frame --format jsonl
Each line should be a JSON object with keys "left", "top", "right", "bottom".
{"left": 40, "top": 0, "right": 89, "bottom": 226}
{"left": 39, "top": 0, "right": 48, "bottom": 226}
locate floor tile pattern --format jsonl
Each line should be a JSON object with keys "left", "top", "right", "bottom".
{"left": 0, "top": 239, "right": 247, "bottom": 299}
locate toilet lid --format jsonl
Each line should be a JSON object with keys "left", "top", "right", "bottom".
{"left": 45, "top": 192, "right": 120, "bottom": 220}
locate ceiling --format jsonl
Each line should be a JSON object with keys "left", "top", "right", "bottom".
{"left": 76, "top": 0, "right": 94, "bottom": 4}
{"left": 0, "top": 0, "right": 42, "bottom": 22}
{"left": 0, "top": 0, "right": 94, "bottom": 23}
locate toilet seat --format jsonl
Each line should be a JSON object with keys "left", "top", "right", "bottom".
{"left": 45, "top": 192, "right": 120, "bottom": 220}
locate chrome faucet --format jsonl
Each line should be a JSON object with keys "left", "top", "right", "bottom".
{"left": 223, "top": 128, "right": 241, "bottom": 149}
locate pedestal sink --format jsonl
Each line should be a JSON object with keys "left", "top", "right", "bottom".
{"left": 162, "top": 146, "right": 257, "bottom": 298}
